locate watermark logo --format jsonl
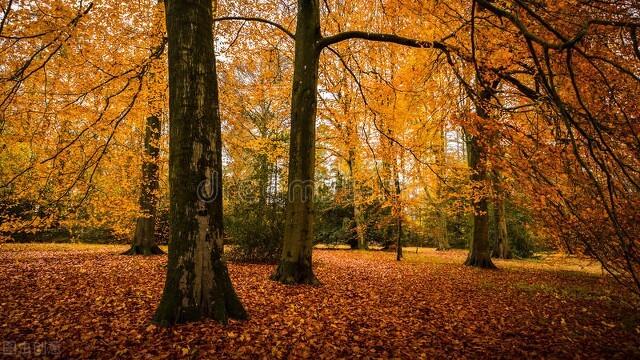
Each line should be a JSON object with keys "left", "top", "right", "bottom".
{"left": 196, "top": 171, "right": 315, "bottom": 204}
{"left": 196, "top": 176, "right": 220, "bottom": 203}
{"left": 287, "top": 180, "right": 314, "bottom": 203}
{"left": 3, "top": 341, "right": 59, "bottom": 356}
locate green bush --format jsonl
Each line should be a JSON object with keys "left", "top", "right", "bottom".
{"left": 225, "top": 200, "right": 285, "bottom": 264}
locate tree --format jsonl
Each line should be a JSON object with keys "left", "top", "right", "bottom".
{"left": 434, "top": 124, "right": 449, "bottom": 251}
{"left": 270, "top": 0, "right": 322, "bottom": 284}
{"left": 463, "top": 85, "right": 497, "bottom": 269}
{"left": 269, "top": 0, "right": 448, "bottom": 283}
{"left": 122, "top": 115, "right": 164, "bottom": 255}
{"left": 153, "top": 0, "right": 247, "bottom": 326}
{"left": 0, "top": 0, "right": 169, "bottom": 242}
{"left": 492, "top": 171, "right": 511, "bottom": 259}
{"left": 120, "top": 0, "right": 167, "bottom": 256}
{"left": 464, "top": 132, "right": 494, "bottom": 268}
{"left": 469, "top": 0, "right": 640, "bottom": 291}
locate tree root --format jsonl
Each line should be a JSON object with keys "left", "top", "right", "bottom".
{"left": 271, "top": 261, "right": 320, "bottom": 285}
{"left": 464, "top": 254, "right": 497, "bottom": 269}
{"left": 121, "top": 245, "right": 165, "bottom": 256}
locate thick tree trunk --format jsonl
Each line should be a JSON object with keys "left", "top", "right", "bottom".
{"left": 122, "top": 115, "right": 164, "bottom": 256}
{"left": 272, "top": 0, "right": 321, "bottom": 285}
{"left": 493, "top": 193, "right": 511, "bottom": 259}
{"left": 464, "top": 134, "right": 496, "bottom": 268}
{"left": 153, "top": 0, "right": 247, "bottom": 326}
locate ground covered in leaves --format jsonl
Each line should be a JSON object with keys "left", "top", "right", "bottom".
{"left": 1, "top": 244, "right": 639, "bottom": 359}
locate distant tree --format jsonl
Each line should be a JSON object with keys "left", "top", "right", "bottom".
{"left": 492, "top": 171, "right": 511, "bottom": 259}
{"left": 122, "top": 115, "right": 163, "bottom": 255}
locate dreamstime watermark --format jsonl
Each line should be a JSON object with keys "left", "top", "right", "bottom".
{"left": 196, "top": 171, "right": 314, "bottom": 204}
{"left": 3, "top": 340, "right": 59, "bottom": 357}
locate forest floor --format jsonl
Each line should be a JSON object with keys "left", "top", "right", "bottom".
{"left": 1, "top": 244, "right": 639, "bottom": 359}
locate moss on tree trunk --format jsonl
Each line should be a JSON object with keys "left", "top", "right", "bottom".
{"left": 153, "top": 0, "right": 247, "bottom": 326}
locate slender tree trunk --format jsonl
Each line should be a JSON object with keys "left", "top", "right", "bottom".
{"left": 347, "top": 149, "right": 367, "bottom": 250}
{"left": 493, "top": 173, "right": 511, "bottom": 259}
{"left": 153, "top": 0, "right": 247, "bottom": 326}
{"left": 123, "top": 0, "right": 165, "bottom": 256}
{"left": 393, "top": 164, "right": 403, "bottom": 261}
{"left": 123, "top": 115, "right": 164, "bottom": 255}
{"left": 464, "top": 133, "right": 496, "bottom": 268}
{"left": 257, "top": 153, "right": 269, "bottom": 221}
{"left": 272, "top": 0, "right": 321, "bottom": 285}
{"left": 395, "top": 214, "right": 403, "bottom": 261}
{"left": 435, "top": 123, "right": 449, "bottom": 251}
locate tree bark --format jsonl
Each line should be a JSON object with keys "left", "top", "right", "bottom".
{"left": 347, "top": 149, "right": 367, "bottom": 250}
{"left": 122, "top": 115, "right": 164, "bottom": 255}
{"left": 393, "top": 163, "right": 403, "bottom": 261}
{"left": 272, "top": 0, "right": 321, "bottom": 285}
{"left": 265, "top": 0, "right": 450, "bottom": 280}
{"left": 153, "top": 0, "right": 247, "bottom": 326}
{"left": 123, "top": 0, "right": 165, "bottom": 256}
{"left": 464, "top": 133, "right": 496, "bottom": 268}
{"left": 493, "top": 174, "right": 511, "bottom": 259}
{"left": 435, "top": 123, "right": 449, "bottom": 251}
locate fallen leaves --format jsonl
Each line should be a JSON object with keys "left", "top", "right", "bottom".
{"left": 0, "top": 245, "right": 638, "bottom": 359}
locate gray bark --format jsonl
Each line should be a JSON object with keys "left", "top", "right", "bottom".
{"left": 122, "top": 115, "right": 164, "bottom": 256}
{"left": 393, "top": 164, "right": 403, "bottom": 261}
{"left": 153, "top": 0, "right": 247, "bottom": 326}
{"left": 272, "top": 0, "right": 321, "bottom": 285}
{"left": 464, "top": 100, "right": 496, "bottom": 269}
{"left": 493, "top": 173, "right": 511, "bottom": 259}
{"left": 348, "top": 150, "right": 367, "bottom": 250}
{"left": 435, "top": 124, "right": 449, "bottom": 251}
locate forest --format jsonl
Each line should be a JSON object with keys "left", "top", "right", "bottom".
{"left": 1, "top": 0, "right": 639, "bottom": 358}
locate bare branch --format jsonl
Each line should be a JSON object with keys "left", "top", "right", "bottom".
{"left": 318, "top": 31, "right": 446, "bottom": 51}
{"left": 213, "top": 16, "right": 295, "bottom": 40}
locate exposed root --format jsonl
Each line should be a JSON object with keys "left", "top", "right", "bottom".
{"left": 464, "top": 254, "right": 497, "bottom": 269}
{"left": 271, "top": 261, "right": 320, "bottom": 285}
{"left": 121, "top": 245, "right": 165, "bottom": 256}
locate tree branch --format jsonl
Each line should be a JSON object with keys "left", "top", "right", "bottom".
{"left": 213, "top": 16, "right": 295, "bottom": 40}
{"left": 317, "top": 31, "right": 447, "bottom": 51}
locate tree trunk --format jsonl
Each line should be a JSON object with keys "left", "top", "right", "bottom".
{"left": 272, "top": 0, "right": 321, "bottom": 285}
{"left": 464, "top": 82, "right": 497, "bottom": 269}
{"left": 493, "top": 189, "right": 511, "bottom": 259}
{"left": 436, "top": 216, "right": 449, "bottom": 251}
{"left": 435, "top": 123, "right": 449, "bottom": 251}
{"left": 464, "top": 136, "right": 495, "bottom": 269}
{"left": 153, "top": 0, "right": 247, "bottom": 326}
{"left": 123, "top": 0, "right": 165, "bottom": 256}
{"left": 394, "top": 165, "right": 403, "bottom": 261}
{"left": 257, "top": 153, "right": 269, "bottom": 221}
{"left": 122, "top": 115, "right": 164, "bottom": 255}
{"left": 348, "top": 149, "right": 367, "bottom": 250}
{"left": 464, "top": 134, "right": 496, "bottom": 268}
